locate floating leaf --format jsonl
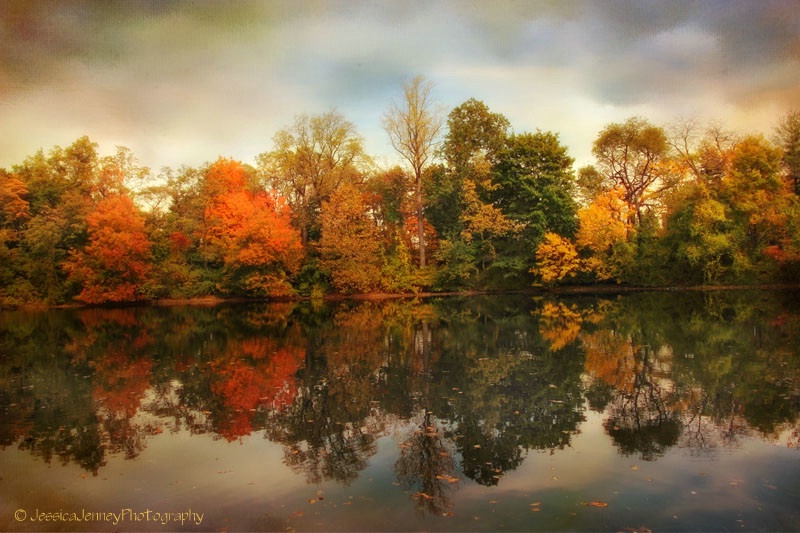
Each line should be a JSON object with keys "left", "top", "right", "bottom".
{"left": 590, "top": 501, "right": 608, "bottom": 507}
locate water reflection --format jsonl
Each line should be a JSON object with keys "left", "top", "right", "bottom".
{"left": 1, "top": 291, "right": 799, "bottom": 516}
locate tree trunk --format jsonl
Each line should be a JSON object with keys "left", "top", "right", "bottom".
{"left": 416, "top": 170, "right": 426, "bottom": 268}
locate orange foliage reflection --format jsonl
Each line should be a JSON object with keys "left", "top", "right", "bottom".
{"left": 582, "top": 330, "right": 638, "bottom": 394}
{"left": 210, "top": 341, "right": 305, "bottom": 441}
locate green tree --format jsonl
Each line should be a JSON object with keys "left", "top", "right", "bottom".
{"left": 434, "top": 99, "right": 519, "bottom": 275}
{"left": 14, "top": 137, "right": 100, "bottom": 303}
{"left": 774, "top": 109, "right": 800, "bottom": 196}
{"left": 491, "top": 131, "right": 578, "bottom": 281}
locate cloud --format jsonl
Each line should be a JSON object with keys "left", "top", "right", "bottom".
{"left": 0, "top": 0, "right": 798, "bottom": 173}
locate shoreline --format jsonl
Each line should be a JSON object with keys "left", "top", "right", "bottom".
{"left": 3, "top": 283, "right": 800, "bottom": 312}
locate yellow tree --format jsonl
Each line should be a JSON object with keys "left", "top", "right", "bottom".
{"left": 532, "top": 232, "right": 580, "bottom": 284}
{"left": 576, "top": 188, "right": 634, "bottom": 280}
{"left": 318, "top": 182, "right": 383, "bottom": 294}
{"left": 592, "top": 117, "right": 668, "bottom": 226}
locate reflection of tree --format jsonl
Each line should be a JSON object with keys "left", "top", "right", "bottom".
{"left": 264, "top": 302, "right": 390, "bottom": 485}
{"left": 537, "top": 301, "right": 583, "bottom": 351}
{"left": 1, "top": 310, "right": 109, "bottom": 473}
{"left": 395, "top": 411, "right": 457, "bottom": 516}
{"left": 209, "top": 339, "right": 304, "bottom": 441}
{"left": 425, "top": 297, "right": 587, "bottom": 485}
{"left": 266, "top": 366, "right": 378, "bottom": 485}
{"left": 1, "top": 290, "right": 799, "bottom": 487}
{"left": 588, "top": 335, "right": 680, "bottom": 460}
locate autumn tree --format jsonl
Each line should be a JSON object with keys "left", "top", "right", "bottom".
{"left": 318, "top": 182, "right": 384, "bottom": 294}
{"left": 576, "top": 188, "right": 635, "bottom": 281}
{"left": 140, "top": 165, "right": 208, "bottom": 297}
{"left": 591, "top": 117, "right": 669, "bottom": 226}
{"left": 203, "top": 158, "right": 304, "bottom": 297}
{"left": 0, "top": 170, "right": 30, "bottom": 303}
{"left": 258, "top": 111, "right": 370, "bottom": 245}
{"left": 15, "top": 137, "right": 100, "bottom": 303}
{"left": 532, "top": 232, "right": 580, "bottom": 285}
{"left": 431, "top": 99, "right": 519, "bottom": 277}
{"left": 383, "top": 75, "right": 444, "bottom": 267}
{"left": 662, "top": 135, "right": 797, "bottom": 284}
{"left": 63, "top": 193, "right": 152, "bottom": 304}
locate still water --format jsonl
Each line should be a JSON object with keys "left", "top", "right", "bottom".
{"left": 1, "top": 291, "right": 799, "bottom": 532}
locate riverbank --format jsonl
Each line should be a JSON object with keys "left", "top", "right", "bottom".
{"left": 4, "top": 283, "right": 799, "bottom": 312}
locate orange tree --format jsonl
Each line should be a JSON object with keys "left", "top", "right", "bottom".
{"left": 63, "top": 193, "right": 152, "bottom": 304}
{"left": 204, "top": 158, "right": 304, "bottom": 297}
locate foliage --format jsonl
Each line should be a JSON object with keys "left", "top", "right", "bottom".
{"left": 204, "top": 158, "right": 304, "bottom": 297}
{"left": 532, "top": 232, "right": 581, "bottom": 285}
{"left": 576, "top": 188, "right": 634, "bottom": 281}
{"left": 774, "top": 109, "right": 800, "bottom": 195}
{"left": 491, "top": 131, "right": 578, "bottom": 281}
{"left": 63, "top": 194, "right": 151, "bottom": 304}
{"left": 257, "top": 111, "right": 370, "bottom": 245}
{"left": 318, "top": 182, "right": 383, "bottom": 294}
{"left": 591, "top": 117, "right": 669, "bottom": 225}
{"left": 3, "top": 106, "right": 800, "bottom": 306}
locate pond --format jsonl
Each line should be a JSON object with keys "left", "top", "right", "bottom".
{"left": 1, "top": 290, "right": 799, "bottom": 532}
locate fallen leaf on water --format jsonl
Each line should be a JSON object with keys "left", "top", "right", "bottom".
{"left": 308, "top": 499, "right": 317, "bottom": 504}
{"left": 590, "top": 501, "right": 608, "bottom": 507}
{"left": 531, "top": 508, "right": 542, "bottom": 512}
{"left": 530, "top": 502, "right": 541, "bottom": 507}
{"left": 442, "top": 512, "right": 455, "bottom": 517}
{"left": 630, "top": 465, "right": 639, "bottom": 470}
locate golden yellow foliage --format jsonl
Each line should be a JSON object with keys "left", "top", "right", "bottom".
{"left": 532, "top": 232, "right": 580, "bottom": 284}
{"left": 577, "top": 188, "right": 631, "bottom": 252}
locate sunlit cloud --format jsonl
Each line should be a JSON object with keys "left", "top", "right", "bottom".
{"left": 1, "top": 0, "right": 797, "bottom": 172}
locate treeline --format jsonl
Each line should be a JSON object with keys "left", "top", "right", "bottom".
{"left": 1, "top": 83, "right": 799, "bottom": 305}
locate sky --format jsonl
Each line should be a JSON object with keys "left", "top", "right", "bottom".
{"left": 1, "top": 0, "right": 799, "bottom": 174}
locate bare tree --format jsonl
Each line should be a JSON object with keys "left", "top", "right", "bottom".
{"left": 382, "top": 76, "right": 444, "bottom": 267}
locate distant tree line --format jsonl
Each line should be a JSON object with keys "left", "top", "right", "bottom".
{"left": 1, "top": 77, "right": 799, "bottom": 306}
